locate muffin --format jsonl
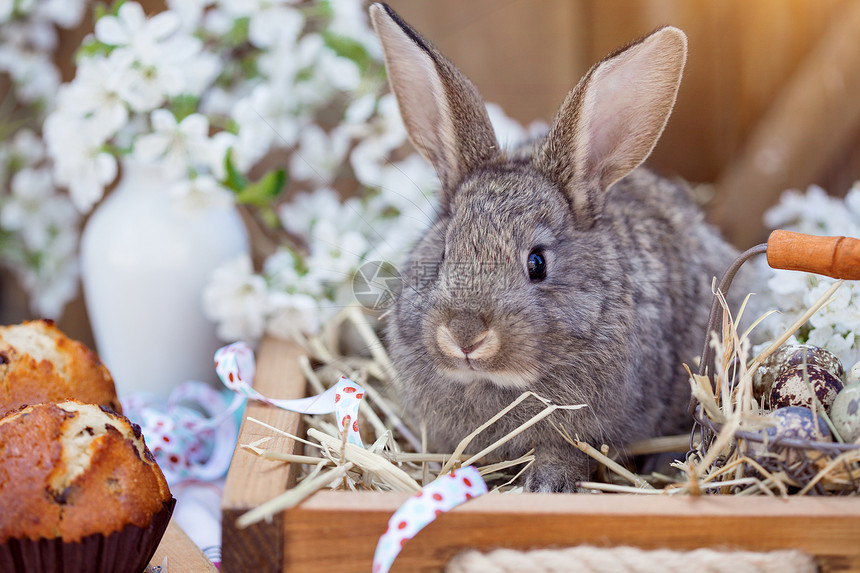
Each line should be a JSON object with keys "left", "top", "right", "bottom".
{"left": 0, "top": 320, "right": 121, "bottom": 417}
{"left": 0, "top": 401, "right": 173, "bottom": 572}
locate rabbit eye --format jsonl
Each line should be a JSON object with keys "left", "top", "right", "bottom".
{"left": 527, "top": 249, "right": 547, "bottom": 281}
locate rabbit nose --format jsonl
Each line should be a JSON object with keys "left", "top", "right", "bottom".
{"left": 460, "top": 334, "right": 486, "bottom": 355}
{"left": 436, "top": 325, "right": 488, "bottom": 358}
{"left": 436, "top": 315, "right": 499, "bottom": 360}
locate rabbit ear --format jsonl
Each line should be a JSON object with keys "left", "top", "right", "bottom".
{"left": 536, "top": 27, "right": 687, "bottom": 227}
{"left": 370, "top": 3, "right": 499, "bottom": 203}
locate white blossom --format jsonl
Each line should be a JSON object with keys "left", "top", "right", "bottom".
{"left": 0, "top": 19, "right": 60, "bottom": 102}
{"left": 134, "top": 110, "right": 213, "bottom": 177}
{"left": 372, "top": 154, "right": 439, "bottom": 221}
{"left": 0, "top": 0, "right": 12, "bottom": 21}
{"left": 203, "top": 254, "right": 269, "bottom": 342}
{"left": 165, "top": 0, "right": 210, "bottom": 31}
{"left": 95, "top": 2, "right": 180, "bottom": 53}
{"left": 348, "top": 94, "right": 409, "bottom": 186}
{"left": 113, "top": 50, "right": 178, "bottom": 112}
{"left": 4, "top": 0, "right": 510, "bottom": 338}
{"left": 18, "top": 254, "right": 80, "bottom": 318}
{"left": 179, "top": 49, "right": 221, "bottom": 97}
{"left": 327, "top": 0, "right": 383, "bottom": 59}
{"left": 289, "top": 124, "right": 351, "bottom": 185}
{"left": 247, "top": 4, "right": 304, "bottom": 50}
{"left": 304, "top": 219, "right": 370, "bottom": 288}
{"left": 266, "top": 291, "right": 320, "bottom": 338}
{"left": 8, "top": 128, "right": 45, "bottom": 167}
{"left": 168, "top": 174, "right": 234, "bottom": 213}
{"left": 49, "top": 144, "right": 118, "bottom": 213}
{"left": 344, "top": 93, "right": 377, "bottom": 125}
{"left": 231, "top": 83, "right": 302, "bottom": 169}
{"left": 0, "top": 50, "right": 59, "bottom": 102}
{"left": 0, "top": 0, "right": 87, "bottom": 319}
{"left": 96, "top": 3, "right": 210, "bottom": 111}
{"left": 3, "top": 168, "right": 59, "bottom": 248}
{"left": 34, "top": 0, "right": 87, "bottom": 29}
{"left": 262, "top": 248, "right": 301, "bottom": 291}
{"left": 278, "top": 187, "right": 342, "bottom": 238}
{"left": 205, "top": 131, "right": 238, "bottom": 180}
{"left": 756, "top": 184, "right": 860, "bottom": 368}
{"left": 485, "top": 102, "right": 527, "bottom": 150}
{"left": 200, "top": 5, "right": 235, "bottom": 36}
{"left": 292, "top": 34, "right": 361, "bottom": 103}
{"left": 52, "top": 53, "right": 130, "bottom": 140}
{"left": 0, "top": 165, "right": 81, "bottom": 318}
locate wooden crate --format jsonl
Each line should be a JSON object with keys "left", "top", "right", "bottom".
{"left": 221, "top": 337, "right": 860, "bottom": 572}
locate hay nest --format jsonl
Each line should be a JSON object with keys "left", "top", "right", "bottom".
{"left": 237, "top": 253, "right": 859, "bottom": 525}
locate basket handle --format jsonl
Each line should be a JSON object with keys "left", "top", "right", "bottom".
{"left": 767, "top": 229, "right": 860, "bottom": 279}
{"left": 691, "top": 229, "right": 859, "bottom": 418}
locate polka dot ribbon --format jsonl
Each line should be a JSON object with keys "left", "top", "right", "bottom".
{"left": 373, "top": 466, "right": 487, "bottom": 573}
{"left": 214, "top": 342, "right": 364, "bottom": 446}
{"left": 333, "top": 376, "right": 364, "bottom": 447}
{"left": 121, "top": 380, "right": 241, "bottom": 485}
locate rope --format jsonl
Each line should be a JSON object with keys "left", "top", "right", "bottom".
{"left": 445, "top": 546, "right": 817, "bottom": 573}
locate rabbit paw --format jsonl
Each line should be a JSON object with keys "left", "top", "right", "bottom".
{"left": 523, "top": 454, "right": 591, "bottom": 493}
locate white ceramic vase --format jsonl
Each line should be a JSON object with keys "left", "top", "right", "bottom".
{"left": 80, "top": 159, "right": 249, "bottom": 397}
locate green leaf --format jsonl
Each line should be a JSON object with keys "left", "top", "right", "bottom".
{"left": 81, "top": 0, "right": 127, "bottom": 58}
{"left": 0, "top": 228, "right": 14, "bottom": 253}
{"left": 258, "top": 206, "right": 281, "bottom": 230}
{"left": 223, "top": 152, "right": 248, "bottom": 193}
{"left": 92, "top": 2, "right": 109, "bottom": 21}
{"left": 235, "top": 168, "right": 287, "bottom": 207}
{"left": 75, "top": 38, "right": 113, "bottom": 60}
{"left": 322, "top": 31, "right": 373, "bottom": 73}
{"left": 105, "top": 0, "right": 127, "bottom": 18}
{"left": 225, "top": 16, "right": 251, "bottom": 47}
{"left": 314, "top": 0, "right": 334, "bottom": 20}
{"left": 169, "top": 95, "right": 200, "bottom": 122}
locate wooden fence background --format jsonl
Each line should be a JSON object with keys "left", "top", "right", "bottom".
{"left": 3, "top": 0, "right": 860, "bottom": 344}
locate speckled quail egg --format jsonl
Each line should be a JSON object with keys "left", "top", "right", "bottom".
{"left": 748, "top": 406, "right": 832, "bottom": 462}
{"left": 768, "top": 363, "right": 844, "bottom": 412}
{"left": 830, "top": 382, "right": 860, "bottom": 443}
{"left": 754, "top": 345, "right": 844, "bottom": 401}
{"left": 847, "top": 361, "right": 860, "bottom": 386}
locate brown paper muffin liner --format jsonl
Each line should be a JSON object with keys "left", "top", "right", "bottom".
{"left": 0, "top": 497, "right": 175, "bottom": 573}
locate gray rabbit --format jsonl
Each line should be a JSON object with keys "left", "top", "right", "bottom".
{"left": 371, "top": 3, "right": 740, "bottom": 492}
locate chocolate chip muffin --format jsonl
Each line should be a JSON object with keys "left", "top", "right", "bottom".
{"left": 0, "top": 401, "right": 173, "bottom": 572}
{"left": 0, "top": 320, "right": 121, "bottom": 417}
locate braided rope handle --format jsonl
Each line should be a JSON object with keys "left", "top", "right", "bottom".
{"left": 446, "top": 546, "right": 817, "bottom": 573}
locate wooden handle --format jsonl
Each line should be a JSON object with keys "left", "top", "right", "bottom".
{"left": 766, "top": 229, "right": 860, "bottom": 279}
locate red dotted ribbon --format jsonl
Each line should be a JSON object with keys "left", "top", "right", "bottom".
{"left": 372, "top": 466, "right": 487, "bottom": 572}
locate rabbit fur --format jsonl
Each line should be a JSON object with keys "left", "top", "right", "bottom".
{"left": 371, "top": 3, "right": 742, "bottom": 492}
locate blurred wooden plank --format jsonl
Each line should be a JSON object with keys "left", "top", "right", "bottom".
{"left": 149, "top": 519, "right": 218, "bottom": 573}
{"left": 0, "top": 270, "right": 29, "bottom": 325}
{"left": 385, "top": 0, "right": 589, "bottom": 126}
{"left": 220, "top": 337, "right": 305, "bottom": 573}
{"left": 714, "top": 1, "right": 860, "bottom": 247}
{"left": 587, "top": 0, "right": 741, "bottom": 182}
